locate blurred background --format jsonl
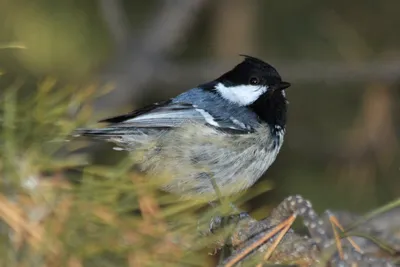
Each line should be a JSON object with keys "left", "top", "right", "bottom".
{"left": 1, "top": 0, "right": 399, "bottom": 215}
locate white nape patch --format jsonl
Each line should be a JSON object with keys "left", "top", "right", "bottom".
{"left": 215, "top": 83, "right": 268, "bottom": 106}
{"left": 195, "top": 108, "right": 219, "bottom": 127}
{"left": 113, "top": 147, "right": 125, "bottom": 151}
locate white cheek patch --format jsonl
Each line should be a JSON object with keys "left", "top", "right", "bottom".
{"left": 215, "top": 83, "right": 268, "bottom": 106}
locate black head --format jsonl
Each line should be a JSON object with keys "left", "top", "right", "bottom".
{"left": 201, "top": 55, "right": 290, "bottom": 129}
{"left": 217, "top": 55, "right": 290, "bottom": 91}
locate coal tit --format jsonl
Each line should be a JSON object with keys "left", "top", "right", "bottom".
{"left": 77, "top": 56, "right": 291, "bottom": 199}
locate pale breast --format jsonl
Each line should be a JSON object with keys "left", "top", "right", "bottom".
{"left": 138, "top": 123, "right": 284, "bottom": 199}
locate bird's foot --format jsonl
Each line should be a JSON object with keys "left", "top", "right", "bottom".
{"left": 209, "top": 211, "right": 250, "bottom": 234}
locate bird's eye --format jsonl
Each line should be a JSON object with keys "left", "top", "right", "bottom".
{"left": 249, "top": 76, "right": 260, "bottom": 85}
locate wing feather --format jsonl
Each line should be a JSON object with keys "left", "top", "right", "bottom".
{"left": 97, "top": 101, "right": 251, "bottom": 133}
{"left": 69, "top": 100, "right": 257, "bottom": 144}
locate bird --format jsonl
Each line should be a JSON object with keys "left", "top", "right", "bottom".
{"left": 76, "top": 55, "right": 291, "bottom": 200}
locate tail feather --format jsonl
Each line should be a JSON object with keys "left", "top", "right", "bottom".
{"left": 73, "top": 127, "right": 129, "bottom": 138}
{"left": 73, "top": 127, "right": 158, "bottom": 151}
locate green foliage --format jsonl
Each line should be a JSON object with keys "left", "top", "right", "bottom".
{"left": 0, "top": 77, "right": 91, "bottom": 178}
{"left": 0, "top": 75, "right": 249, "bottom": 267}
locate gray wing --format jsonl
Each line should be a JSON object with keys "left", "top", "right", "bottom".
{"left": 110, "top": 103, "right": 219, "bottom": 128}
{"left": 76, "top": 102, "right": 252, "bottom": 138}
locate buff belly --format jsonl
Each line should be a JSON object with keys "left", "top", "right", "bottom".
{"left": 132, "top": 124, "right": 284, "bottom": 199}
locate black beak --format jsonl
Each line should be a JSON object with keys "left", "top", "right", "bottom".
{"left": 278, "top": 81, "right": 291, "bottom": 90}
